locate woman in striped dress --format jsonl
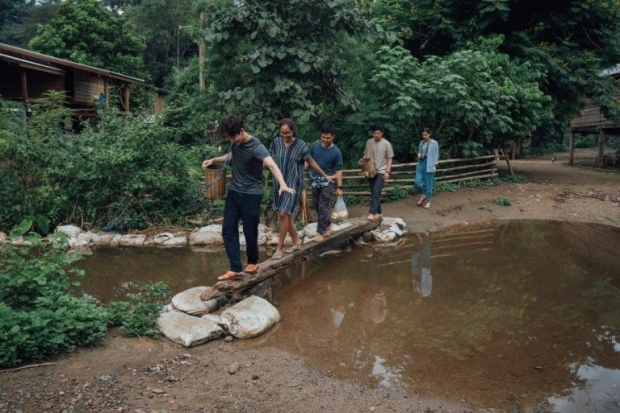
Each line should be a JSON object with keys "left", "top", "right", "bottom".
{"left": 270, "top": 118, "right": 332, "bottom": 259}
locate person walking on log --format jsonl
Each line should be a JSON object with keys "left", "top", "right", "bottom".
{"left": 202, "top": 115, "right": 294, "bottom": 281}
{"left": 415, "top": 128, "right": 439, "bottom": 209}
{"left": 309, "top": 123, "right": 344, "bottom": 242}
{"left": 361, "top": 123, "right": 394, "bottom": 221}
{"left": 269, "top": 118, "right": 332, "bottom": 259}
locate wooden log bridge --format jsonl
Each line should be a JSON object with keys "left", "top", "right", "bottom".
{"left": 200, "top": 217, "right": 381, "bottom": 301}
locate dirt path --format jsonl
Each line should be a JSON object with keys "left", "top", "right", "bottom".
{"left": 350, "top": 149, "right": 620, "bottom": 234}
{"left": 1, "top": 151, "right": 618, "bottom": 413}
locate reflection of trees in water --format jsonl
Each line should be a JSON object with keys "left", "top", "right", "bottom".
{"left": 76, "top": 248, "right": 231, "bottom": 301}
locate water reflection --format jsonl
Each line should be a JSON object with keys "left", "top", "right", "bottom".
{"left": 266, "top": 221, "right": 620, "bottom": 411}
{"left": 411, "top": 232, "right": 432, "bottom": 299}
{"left": 76, "top": 220, "right": 620, "bottom": 411}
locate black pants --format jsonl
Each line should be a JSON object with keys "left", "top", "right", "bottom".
{"left": 222, "top": 190, "right": 262, "bottom": 272}
{"left": 368, "top": 173, "right": 385, "bottom": 214}
{"left": 312, "top": 183, "right": 335, "bottom": 235}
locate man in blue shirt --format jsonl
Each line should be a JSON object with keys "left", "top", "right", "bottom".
{"left": 309, "top": 124, "right": 344, "bottom": 242}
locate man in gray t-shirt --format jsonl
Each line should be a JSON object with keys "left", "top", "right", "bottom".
{"left": 361, "top": 123, "right": 394, "bottom": 221}
{"left": 203, "top": 115, "right": 294, "bottom": 280}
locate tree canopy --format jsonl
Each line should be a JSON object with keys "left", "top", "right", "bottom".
{"left": 28, "top": 0, "right": 147, "bottom": 78}
{"left": 372, "top": 0, "right": 620, "bottom": 131}
{"left": 199, "top": 0, "right": 382, "bottom": 137}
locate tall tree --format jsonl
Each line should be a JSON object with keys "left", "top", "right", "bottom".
{"left": 0, "top": 1, "right": 60, "bottom": 47}
{"left": 28, "top": 0, "right": 147, "bottom": 78}
{"left": 125, "top": 0, "right": 196, "bottom": 87}
{"left": 373, "top": 0, "right": 620, "bottom": 135}
{"left": 199, "top": 0, "right": 383, "bottom": 137}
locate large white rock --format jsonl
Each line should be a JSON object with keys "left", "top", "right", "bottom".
{"left": 69, "top": 231, "right": 92, "bottom": 247}
{"left": 189, "top": 230, "right": 223, "bottom": 245}
{"left": 157, "top": 311, "right": 223, "bottom": 347}
{"left": 119, "top": 234, "right": 146, "bottom": 246}
{"left": 56, "top": 225, "right": 82, "bottom": 238}
{"left": 148, "top": 232, "right": 187, "bottom": 247}
{"left": 220, "top": 295, "right": 281, "bottom": 339}
{"left": 171, "top": 286, "right": 219, "bottom": 316}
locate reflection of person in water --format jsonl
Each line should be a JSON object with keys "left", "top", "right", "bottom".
{"left": 411, "top": 232, "right": 432, "bottom": 299}
{"left": 362, "top": 246, "right": 388, "bottom": 324}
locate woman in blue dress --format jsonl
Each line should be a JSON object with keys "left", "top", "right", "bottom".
{"left": 270, "top": 118, "right": 331, "bottom": 259}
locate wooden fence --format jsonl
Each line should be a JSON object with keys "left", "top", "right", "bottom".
{"left": 214, "top": 154, "right": 500, "bottom": 199}
{"left": 338, "top": 154, "right": 499, "bottom": 196}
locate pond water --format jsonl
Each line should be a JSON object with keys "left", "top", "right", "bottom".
{"left": 76, "top": 220, "right": 620, "bottom": 412}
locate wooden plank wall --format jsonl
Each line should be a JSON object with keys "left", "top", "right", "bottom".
{"left": 73, "top": 71, "right": 104, "bottom": 105}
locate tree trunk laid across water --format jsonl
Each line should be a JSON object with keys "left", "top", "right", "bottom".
{"left": 200, "top": 217, "right": 382, "bottom": 301}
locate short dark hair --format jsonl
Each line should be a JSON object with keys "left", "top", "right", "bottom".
{"left": 278, "top": 118, "right": 297, "bottom": 137}
{"left": 422, "top": 127, "right": 432, "bottom": 134}
{"left": 320, "top": 123, "right": 336, "bottom": 135}
{"left": 371, "top": 123, "right": 386, "bottom": 134}
{"left": 221, "top": 115, "right": 244, "bottom": 137}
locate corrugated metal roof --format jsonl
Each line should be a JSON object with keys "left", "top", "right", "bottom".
{"left": 0, "top": 43, "right": 144, "bottom": 84}
{"left": 0, "top": 53, "right": 65, "bottom": 75}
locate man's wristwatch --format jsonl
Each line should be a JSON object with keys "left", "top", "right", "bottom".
{"left": 337, "top": 186, "right": 343, "bottom": 190}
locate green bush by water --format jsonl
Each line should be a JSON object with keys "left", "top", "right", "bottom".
{"left": 0, "top": 221, "right": 108, "bottom": 367}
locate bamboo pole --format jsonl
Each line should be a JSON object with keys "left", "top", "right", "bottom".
{"left": 436, "top": 167, "right": 497, "bottom": 182}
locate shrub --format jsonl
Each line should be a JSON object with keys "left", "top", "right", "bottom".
{"left": 495, "top": 196, "right": 512, "bottom": 206}
{"left": 0, "top": 221, "right": 107, "bottom": 367}
{"left": 0, "top": 97, "right": 211, "bottom": 232}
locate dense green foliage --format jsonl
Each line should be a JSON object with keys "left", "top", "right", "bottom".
{"left": 339, "top": 38, "right": 549, "bottom": 159}
{"left": 372, "top": 0, "right": 620, "bottom": 140}
{"left": 198, "top": 0, "right": 381, "bottom": 139}
{"left": 0, "top": 93, "right": 210, "bottom": 232}
{"left": 0, "top": 221, "right": 108, "bottom": 367}
{"left": 28, "top": 0, "right": 147, "bottom": 78}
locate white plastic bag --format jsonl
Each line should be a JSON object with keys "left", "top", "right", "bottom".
{"left": 330, "top": 196, "right": 348, "bottom": 223}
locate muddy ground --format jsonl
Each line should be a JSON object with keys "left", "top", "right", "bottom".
{"left": 1, "top": 149, "right": 618, "bottom": 413}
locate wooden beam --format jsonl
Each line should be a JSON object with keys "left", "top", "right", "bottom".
{"left": 20, "top": 70, "right": 28, "bottom": 103}
{"left": 569, "top": 133, "right": 575, "bottom": 166}
{"left": 123, "top": 84, "right": 130, "bottom": 113}
{"left": 598, "top": 130, "right": 606, "bottom": 168}
{"left": 200, "top": 217, "right": 381, "bottom": 301}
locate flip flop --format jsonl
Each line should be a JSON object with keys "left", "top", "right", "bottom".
{"left": 272, "top": 251, "right": 284, "bottom": 260}
{"left": 244, "top": 264, "right": 258, "bottom": 274}
{"left": 417, "top": 197, "right": 427, "bottom": 206}
{"left": 284, "top": 243, "right": 302, "bottom": 253}
{"left": 217, "top": 271, "right": 242, "bottom": 281}
{"left": 424, "top": 202, "right": 431, "bottom": 209}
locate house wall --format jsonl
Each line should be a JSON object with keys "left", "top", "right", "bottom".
{"left": 73, "top": 70, "right": 104, "bottom": 106}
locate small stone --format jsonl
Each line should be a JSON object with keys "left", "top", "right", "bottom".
{"left": 59, "top": 391, "right": 65, "bottom": 396}
{"left": 252, "top": 375, "right": 259, "bottom": 380}
{"left": 228, "top": 362, "right": 240, "bottom": 374}
{"left": 370, "top": 407, "right": 376, "bottom": 412}
{"left": 224, "top": 336, "right": 233, "bottom": 343}
{"left": 151, "top": 388, "right": 165, "bottom": 394}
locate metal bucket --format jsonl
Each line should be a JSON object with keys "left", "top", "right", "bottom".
{"left": 205, "top": 164, "right": 226, "bottom": 199}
